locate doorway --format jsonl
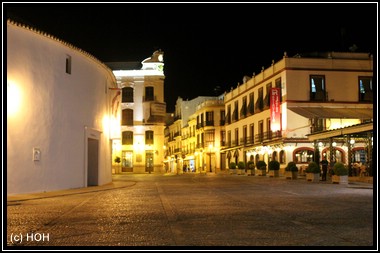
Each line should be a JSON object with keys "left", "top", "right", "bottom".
{"left": 146, "top": 151, "right": 154, "bottom": 173}
{"left": 87, "top": 138, "right": 99, "bottom": 186}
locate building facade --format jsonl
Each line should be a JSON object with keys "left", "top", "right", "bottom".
{"left": 107, "top": 50, "right": 166, "bottom": 174}
{"left": 164, "top": 96, "right": 224, "bottom": 173}
{"left": 7, "top": 20, "right": 118, "bottom": 194}
{"left": 222, "top": 52, "right": 373, "bottom": 174}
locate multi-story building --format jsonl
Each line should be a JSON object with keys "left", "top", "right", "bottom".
{"left": 164, "top": 96, "right": 223, "bottom": 173}
{"left": 222, "top": 51, "right": 373, "bottom": 174}
{"left": 107, "top": 50, "right": 166, "bottom": 173}
{"left": 192, "top": 97, "right": 225, "bottom": 173}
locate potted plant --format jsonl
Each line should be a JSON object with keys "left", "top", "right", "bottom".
{"left": 229, "top": 162, "right": 237, "bottom": 174}
{"left": 332, "top": 162, "right": 348, "bottom": 184}
{"left": 237, "top": 161, "right": 245, "bottom": 175}
{"left": 246, "top": 160, "right": 255, "bottom": 176}
{"left": 268, "top": 160, "right": 280, "bottom": 177}
{"left": 285, "top": 161, "right": 298, "bottom": 179}
{"left": 256, "top": 160, "right": 267, "bottom": 176}
{"left": 305, "top": 161, "right": 320, "bottom": 182}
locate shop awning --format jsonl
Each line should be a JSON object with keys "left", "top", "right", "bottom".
{"left": 306, "top": 122, "right": 373, "bottom": 141}
{"left": 287, "top": 102, "right": 373, "bottom": 119}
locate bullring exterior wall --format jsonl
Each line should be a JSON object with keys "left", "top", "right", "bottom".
{"left": 7, "top": 20, "right": 117, "bottom": 195}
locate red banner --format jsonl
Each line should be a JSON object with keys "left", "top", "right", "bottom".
{"left": 270, "top": 88, "right": 281, "bottom": 131}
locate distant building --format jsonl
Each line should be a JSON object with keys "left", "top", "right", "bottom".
{"left": 164, "top": 96, "right": 224, "bottom": 173}
{"left": 7, "top": 20, "right": 118, "bottom": 194}
{"left": 223, "top": 51, "right": 373, "bottom": 174}
{"left": 106, "top": 50, "right": 166, "bottom": 173}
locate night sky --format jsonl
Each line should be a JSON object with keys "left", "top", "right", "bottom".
{"left": 5, "top": 2, "right": 377, "bottom": 111}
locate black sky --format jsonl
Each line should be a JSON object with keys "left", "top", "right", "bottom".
{"left": 5, "top": 2, "right": 377, "bottom": 111}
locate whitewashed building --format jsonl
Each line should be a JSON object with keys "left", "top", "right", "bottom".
{"left": 107, "top": 50, "right": 166, "bottom": 174}
{"left": 7, "top": 20, "right": 118, "bottom": 195}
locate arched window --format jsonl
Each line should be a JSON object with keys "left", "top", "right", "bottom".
{"left": 255, "top": 154, "right": 260, "bottom": 164}
{"left": 272, "top": 151, "right": 278, "bottom": 161}
{"left": 279, "top": 150, "right": 285, "bottom": 164}
{"left": 321, "top": 147, "right": 345, "bottom": 163}
{"left": 293, "top": 147, "right": 314, "bottom": 163}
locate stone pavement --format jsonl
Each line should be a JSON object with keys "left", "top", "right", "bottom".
{"left": 5, "top": 173, "right": 375, "bottom": 249}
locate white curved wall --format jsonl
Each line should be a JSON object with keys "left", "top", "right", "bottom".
{"left": 7, "top": 21, "right": 117, "bottom": 195}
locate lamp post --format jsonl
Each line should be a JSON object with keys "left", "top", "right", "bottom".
{"left": 208, "top": 144, "right": 213, "bottom": 173}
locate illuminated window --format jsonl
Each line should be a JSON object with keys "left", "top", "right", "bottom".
{"left": 294, "top": 149, "right": 314, "bottom": 163}
{"left": 205, "top": 130, "right": 215, "bottom": 147}
{"left": 122, "top": 151, "right": 133, "bottom": 169}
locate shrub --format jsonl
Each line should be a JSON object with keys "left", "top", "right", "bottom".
{"left": 237, "top": 161, "right": 245, "bottom": 170}
{"left": 256, "top": 160, "right": 267, "bottom": 170}
{"left": 285, "top": 161, "right": 298, "bottom": 172}
{"left": 268, "top": 160, "right": 280, "bottom": 170}
{"left": 114, "top": 156, "right": 121, "bottom": 164}
{"left": 306, "top": 162, "right": 320, "bottom": 174}
{"left": 333, "top": 162, "right": 348, "bottom": 176}
{"left": 229, "top": 162, "right": 236, "bottom": 170}
{"left": 247, "top": 161, "right": 255, "bottom": 170}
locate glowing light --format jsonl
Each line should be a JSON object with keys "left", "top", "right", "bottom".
{"left": 102, "top": 115, "right": 110, "bottom": 137}
{"left": 7, "top": 81, "right": 22, "bottom": 116}
{"left": 113, "top": 140, "right": 121, "bottom": 152}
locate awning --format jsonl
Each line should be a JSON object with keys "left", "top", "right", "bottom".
{"left": 307, "top": 122, "right": 373, "bottom": 141}
{"left": 287, "top": 102, "right": 373, "bottom": 119}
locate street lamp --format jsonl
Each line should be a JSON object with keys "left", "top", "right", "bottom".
{"left": 208, "top": 144, "right": 213, "bottom": 172}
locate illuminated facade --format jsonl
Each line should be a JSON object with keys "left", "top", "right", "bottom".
{"left": 164, "top": 96, "right": 224, "bottom": 173}
{"left": 7, "top": 20, "right": 117, "bottom": 194}
{"left": 222, "top": 52, "right": 373, "bottom": 174}
{"left": 107, "top": 50, "right": 166, "bottom": 173}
